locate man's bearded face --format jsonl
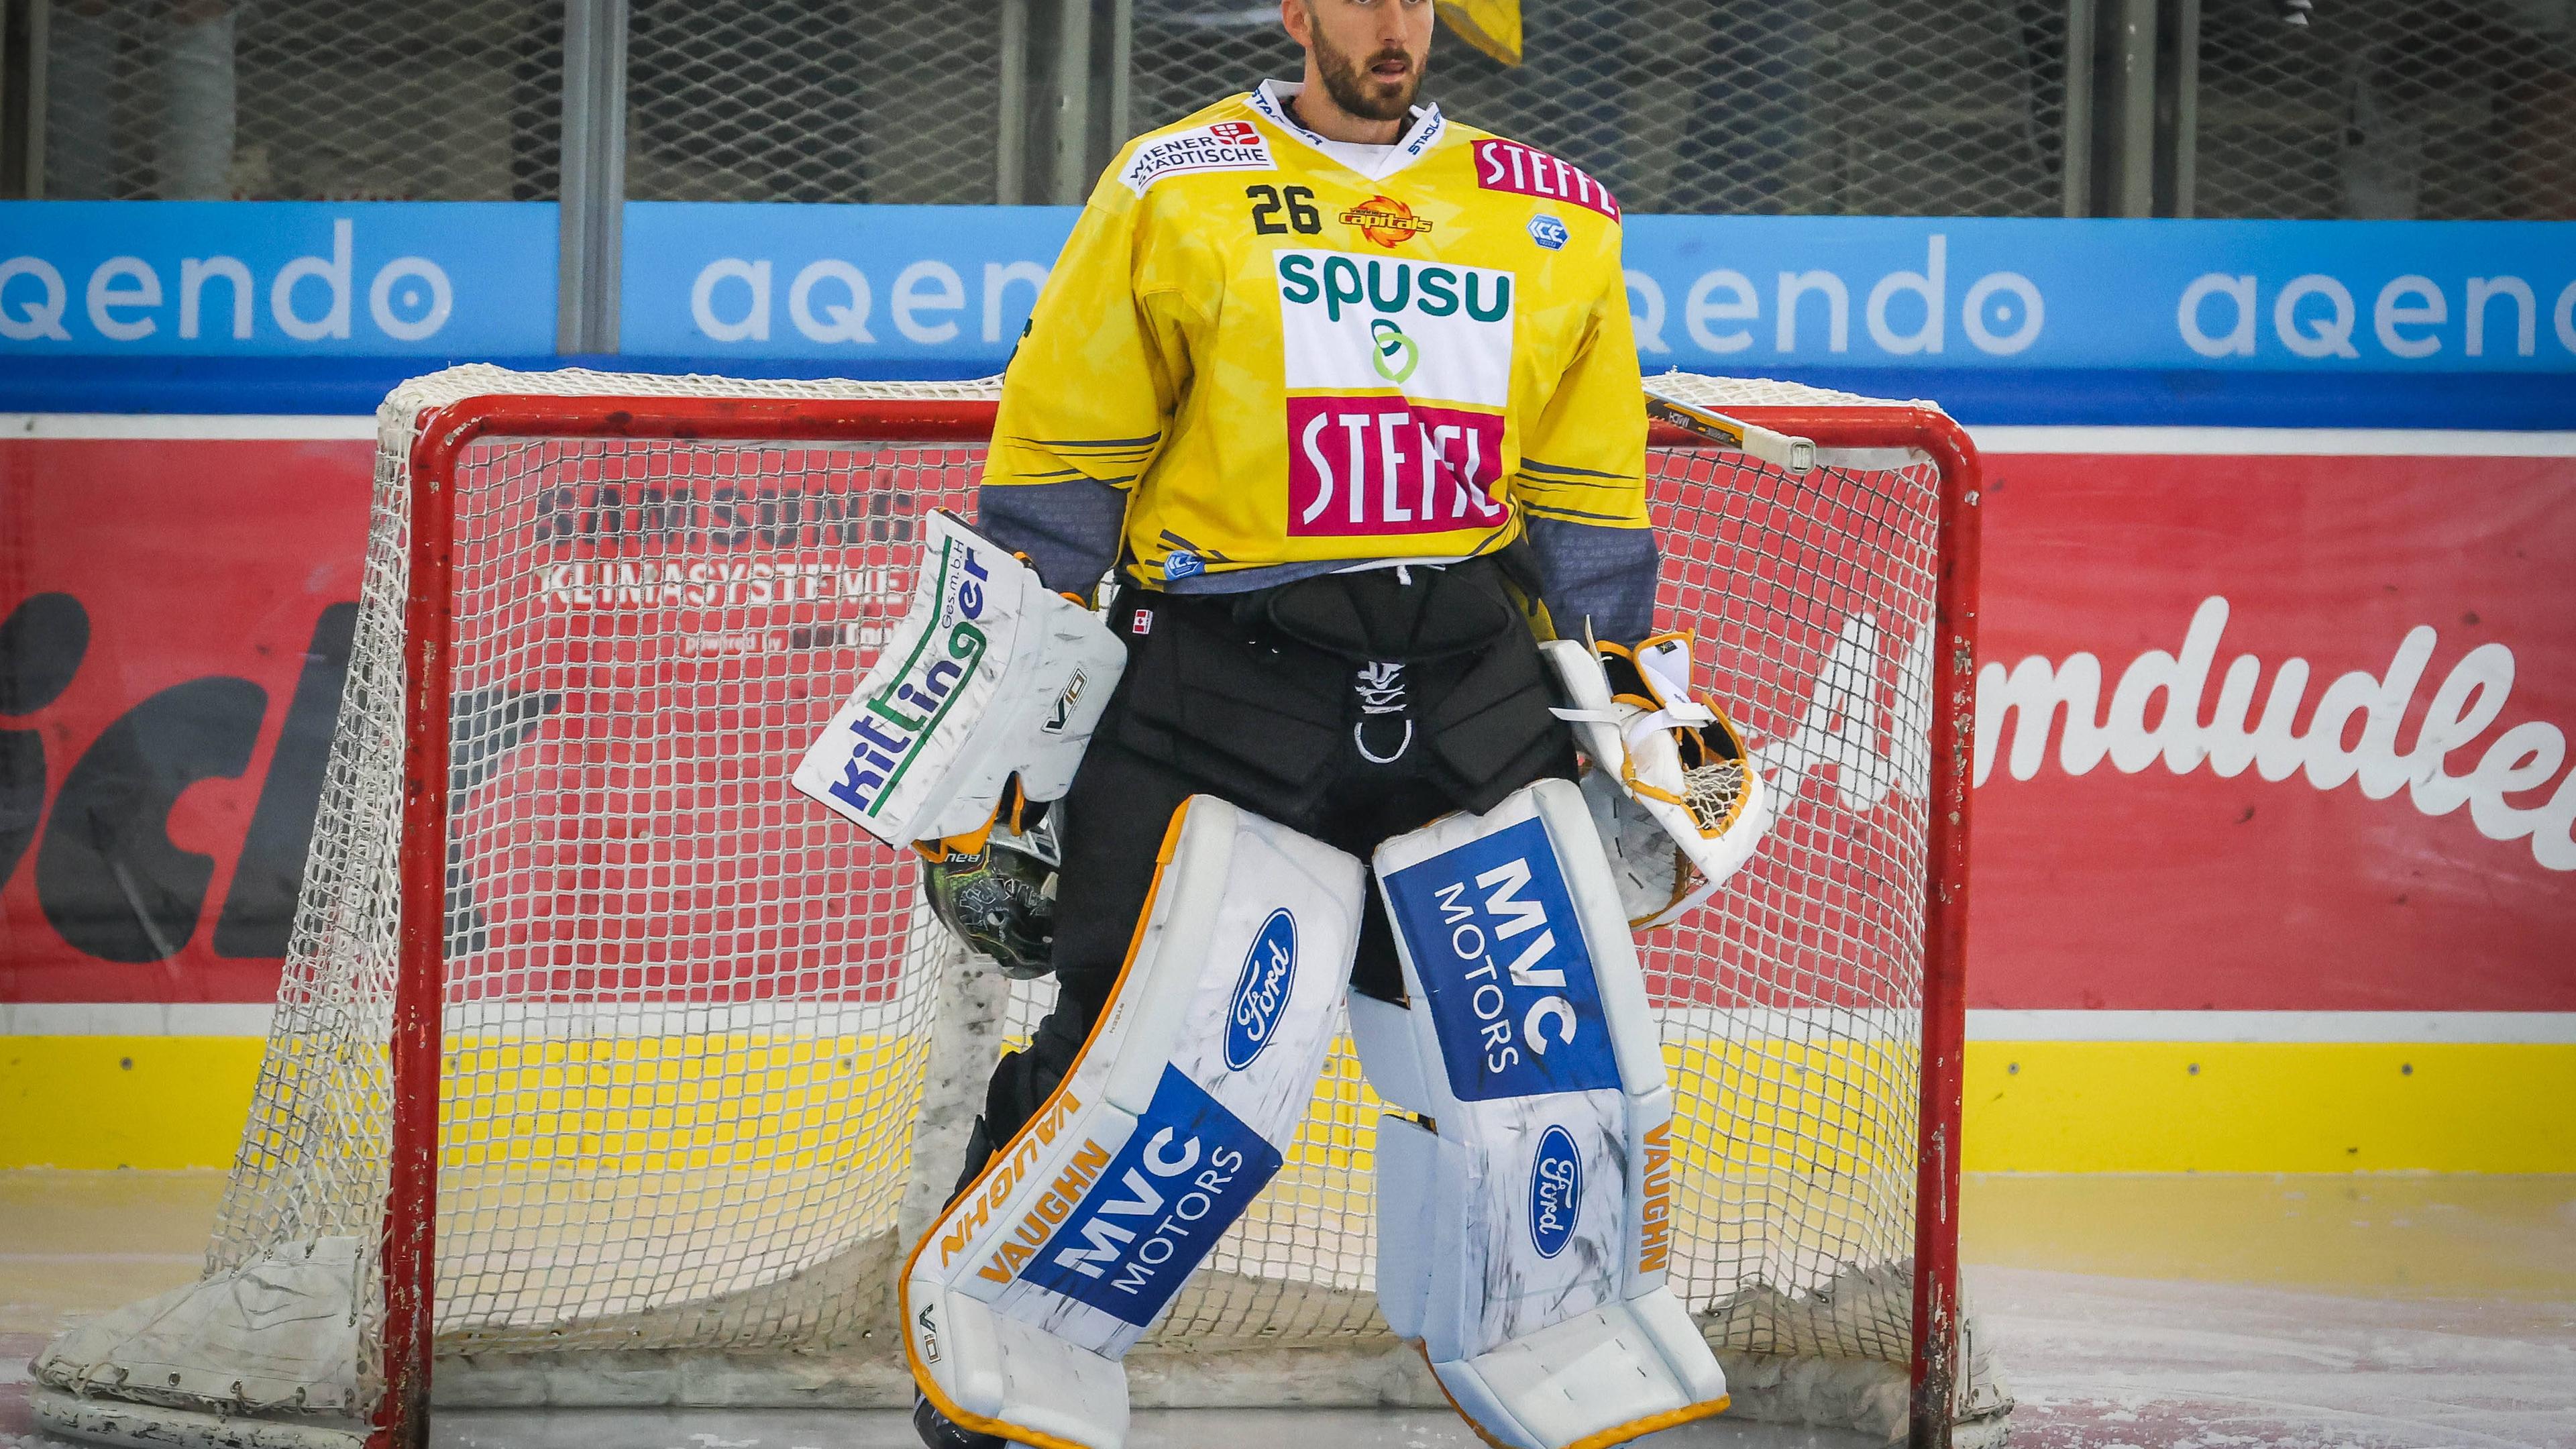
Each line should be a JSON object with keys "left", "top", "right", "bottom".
{"left": 1304, "top": 3, "right": 1429, "bottom": 121}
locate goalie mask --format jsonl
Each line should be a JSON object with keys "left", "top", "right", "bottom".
{"left": 921, "top": 802, "right": 1062, "bottom": 979}
{"left": 1543, "top": 633, "right": 1774, "bottom": 928}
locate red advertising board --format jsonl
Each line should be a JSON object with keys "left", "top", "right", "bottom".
{"left": 1, "top": 436, "right": 372, "bottom": 1002}
{"left": 2, "top": 431, "right": 2571, "bottom": 1011}
{"left": 1968, "top": 447, "right": 2575, "bottom": 1011}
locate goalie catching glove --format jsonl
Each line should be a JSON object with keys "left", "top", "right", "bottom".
{"left": 1542, "top": 633, "right": 1772, "bottom": 928}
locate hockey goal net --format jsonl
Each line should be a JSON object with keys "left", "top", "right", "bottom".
{"left": 31, "top": 365, "right": 2004, "bottom": 1448}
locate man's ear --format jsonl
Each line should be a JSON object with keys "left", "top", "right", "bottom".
{"left": 1280, "top": 0, "right": 1311, "bottom": 48}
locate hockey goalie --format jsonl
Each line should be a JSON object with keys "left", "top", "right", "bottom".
{"left": 793, "top": 2, "right": 1770, "bottom": 1446}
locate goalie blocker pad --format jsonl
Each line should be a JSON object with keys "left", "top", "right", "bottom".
{"left": 793, "top": 509, "right": 1126, "bottom": 847}
{"left": 903, "top": 797, "right": 1364, "bottom": 1449}
{"left": 1354, "top": 780, "right": 1729, "bottom": 1449}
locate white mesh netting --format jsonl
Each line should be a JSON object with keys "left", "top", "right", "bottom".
{"left": 34, "top": 365, "right": 1990, "bottom": 1442}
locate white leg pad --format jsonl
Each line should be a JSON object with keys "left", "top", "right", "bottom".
{"left": 1364, "top": 779, "right": 1729, "bottom": 1449}
{"left": 1440, "top": 1296, "right": 1727, "bottom": 1449}
{"left": 904, "top": 796, "right": 1365, "bottom": 1449}
{"left": 1346, "top": 989, "right": 1434, "bottom": 1116}
{"left": 913, "top": 1283, "right": 1132, "bottom": 1449}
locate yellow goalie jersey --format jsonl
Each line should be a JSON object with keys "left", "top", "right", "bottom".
{"left": 983, "top": 80, "right": 1647, "bottom": 594}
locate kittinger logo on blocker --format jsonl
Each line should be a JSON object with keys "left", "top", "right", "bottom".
{"left": 820, "top": 539, "right": 990, "bottom": 818}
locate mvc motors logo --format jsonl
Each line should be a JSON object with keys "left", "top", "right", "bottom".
{"left": 1224, "top": 908, "right": 1298, "bottom": 1071}
{"left": 1529, "top": 1124, "right": 1582, "bottom": 1259}
{"left": 1020, "top": 1065, "right": 1285, "bottom": 1326}
{"left": 1380, "top": 816, "right": 1621, "bottom": 1101}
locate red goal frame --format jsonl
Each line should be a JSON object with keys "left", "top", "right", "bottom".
{"left": 387, "top": 392, "right": 1982, "bottom": 1449}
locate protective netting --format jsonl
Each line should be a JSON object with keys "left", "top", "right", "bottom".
{"left": 33, "top": 0, "right": 2568, "bottom": 219}
{"left": 2194, "top": 0, "right": 2576, "bottom": 221}
{"left": 50, "top": 366, "right": 1953, "bottom": 1433}
{"left": 624, "top": 0, "right": 1007, "bottom": 204}
{"left": 1135, "top": 0, "right": 2070, "bottom": 217}
{"left": 34, "top": 0, "right": 563, "bottom": 201}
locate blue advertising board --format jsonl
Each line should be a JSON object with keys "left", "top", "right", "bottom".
{"left": 620, "top": 207, "right": 2573, "bottom": 380}
{"left": 1619, "top": 217, "right": 2575, "bottom": 375}
{"left": 620, "top": 203, "right": 1073, "bottom": 368}
{"left": 3, "top": 199, "right": 2569, "bottom": 421}
{"left": 0, "top": 202, "right": 555, "bottom": 356}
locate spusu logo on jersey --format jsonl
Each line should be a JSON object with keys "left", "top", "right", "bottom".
{"left": 1274, "top": 248, "right": 1515, "bottom": 539}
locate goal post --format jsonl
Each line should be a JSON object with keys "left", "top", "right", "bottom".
{"left": 29, "top": 365, "right": 2003, "bottom": 1449}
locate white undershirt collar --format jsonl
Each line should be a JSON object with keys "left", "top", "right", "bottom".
{"left": 1247, "top": 78, "right": 1447, "bottom": 182}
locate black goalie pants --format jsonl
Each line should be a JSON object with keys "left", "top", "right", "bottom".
{"left": 954, "top": 556, "right": 1577, "bottom": 1191}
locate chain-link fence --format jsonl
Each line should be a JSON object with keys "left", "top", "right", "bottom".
{"left": 6, "top": 0, "right": 2569, "bottom": 216}
{"left": 624, "top": 0, "right": 1006, "bottom": 203}
{"left": 1135, "top": 0, "right": 2072, "bottom": 216}
{"left": 2195, "top": 0, "right": 2576, "bottom": 219}
{"left": 22, "top": 0, "right": 559, "bottom": 200}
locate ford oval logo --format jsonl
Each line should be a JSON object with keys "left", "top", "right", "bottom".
{"left": 1224, "top": 909, "right": 1297, "bottom": 1071}
{"left": 1529, "top": 1124, "right": 1582, "bottom": 1259}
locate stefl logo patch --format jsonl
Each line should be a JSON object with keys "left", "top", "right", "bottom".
{"left": 1368, "top": 319, "right": 1420, "bottom": 384}
{"left": 1340, "top": 195, "right": 1434, "bottom": 247}
{"left": 1472, "top": 139, "right": 1620, "bottom": 220}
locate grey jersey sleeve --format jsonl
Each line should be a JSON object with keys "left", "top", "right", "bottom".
{"left": 973, "top": 477, "right": 1129, "bottom": 597}
{"left": 1523, "top": 515, "right": 1660, "bottom": 645}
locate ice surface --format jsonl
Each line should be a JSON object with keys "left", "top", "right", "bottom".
{"left": 9, "top": 1172, "right": 2574, "bottom": 1448}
